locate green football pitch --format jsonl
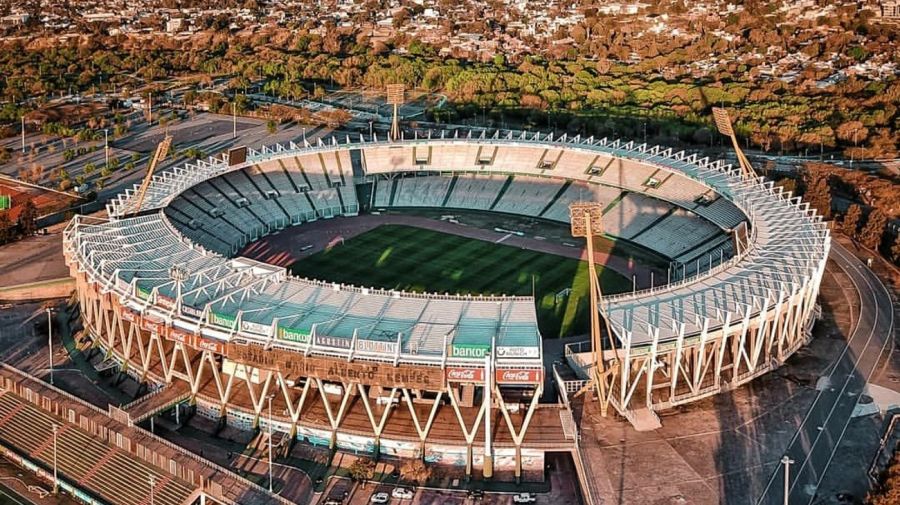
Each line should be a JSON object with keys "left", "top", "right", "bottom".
{"left": 289, "top": 225, "right": 632, "bottom": 338}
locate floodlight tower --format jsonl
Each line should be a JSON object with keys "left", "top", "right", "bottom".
{"left": 127, "top": 134, "right": 172, "bottom": 216}
{"left": 569, "top": 202, "right": 619, "bottom": 416}
{"left": 386, "top": 84, "right": 405, "bottom": 141}
{"left": 712, "top": 107, "right": 756, "bottom": 180}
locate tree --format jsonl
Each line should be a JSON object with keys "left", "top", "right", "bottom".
{"left": 0, "top": 212, "right": 12, "bottom": 244}
{"left": 842, "top": 204, "right": 862, "bottom": 236}
{"left": 891, "top": 234, "right": 900, "bottom": 264}
{"left": 266, "top": 119, "right": 277, "bottom": 134}
{"left": 17, "top": 199, "right": 37, "bottom": 236}
{"left": 348, "top": 458, "right": 375, "bottom": 483}
{"left": 400, "top": 458, "right": 431, "bottom": 484}
{"left": 860, "top": 208, "right": 887, "bottom": 250}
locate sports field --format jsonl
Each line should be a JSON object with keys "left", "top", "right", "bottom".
{"left": 289, "top": 224, "right": 631, "bottom": 338}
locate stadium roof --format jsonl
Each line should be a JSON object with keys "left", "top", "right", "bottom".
{"left": 66, "top": 213, "right": 540, "bottom": 366}
{"left": 77, "top": 129, "right": 828, "bottom": 360}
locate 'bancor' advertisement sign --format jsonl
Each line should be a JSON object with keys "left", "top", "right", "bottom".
{"left": 277, "top": 325, "right": 310, "bottom": 344}
{"left": 449, "top": 343, "right": 490, "bottom": 359}
{"left": 209, "top": 311, "right": 236, "bottom": 330}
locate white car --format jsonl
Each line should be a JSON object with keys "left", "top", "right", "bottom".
{"left": 370, "top": 492, "right": 390, "bottom": 504}
{"left": 392, "top": 487, "right": 414, "bottom": 500}
{"left": 513, "top": 493, "right": 537, "bottom": 503}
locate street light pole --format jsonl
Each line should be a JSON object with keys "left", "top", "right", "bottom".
{"left": 232, "top": 101, "right": 237, "bottom": 139}
{"left": 47, "top": 307, "right": 54, "bottom": 385}
{"left": 781, "top": 455, "right": 794, "bottom": 505}
{"left": 267, "top": 394, "right": 274, "bottom": 493}
{"left": 104, "top": 128, "right": 109, "bottom": 168}
{"left": 51, "top": 424, "right": 58, "bottom": 494}
{"left": 21, "top": 116, "right": 25, "bottom": 154}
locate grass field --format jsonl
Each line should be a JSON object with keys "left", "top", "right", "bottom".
{"left": 289, "top": 224, "right": 631, "bottom": 338}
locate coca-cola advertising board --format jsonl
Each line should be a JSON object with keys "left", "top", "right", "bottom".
{"left": 494, "top": 368, "right": 543, "bottom": 384}
{"left": 445, "top": 367, "right": 485, "bottom": 383}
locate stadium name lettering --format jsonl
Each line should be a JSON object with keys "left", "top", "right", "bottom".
{"left": 225, "top": 344, "right": 444, "bottom": 388}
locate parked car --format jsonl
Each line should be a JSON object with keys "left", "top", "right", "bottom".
{"left": 513, "top": 493, "right": 537, "bottom": 503}
{"left": 392, "top": 487, "right": 414, "bottom": 499}
{"left": 322, "top": 500, "right": 342, "bottom": 505}
{"left": 370, "top": 492, "right": 390, "bottom": 504}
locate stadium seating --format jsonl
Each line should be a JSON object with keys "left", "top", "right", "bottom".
{"left": 689, "top": 196, "right": 746, "bottom": 230}
{"left": 630, "top": 209, "right": 721, "bottom": 259}
{"left": 444, "top": 174, "right": 508, "bottom": 211}
{"left": 492, "top": 176, "right": 564, "bottom": 216}
{"left": 540, "top": 182, "right": 622, "bottom": 223}
{"left": 0, "top": 392, "right": 195, "bottom": 505}
{"left": 602, "top": 193, "right": 673, "bottom": 239}
{"left": 392, "top": 176, "right": 453, "bottom": 207}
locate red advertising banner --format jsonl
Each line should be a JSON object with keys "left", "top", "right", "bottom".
{"left": 120, "top": 308, "right": 137, "bottom": 322}
{"left": 445, "top": 367, "right": 485, "bottom": 383}
{"left": 495, "top": 368, "right": 543, "bottom": 384}
{"left": 140, "top": 317, "right": 164, "bottom": 333}
{"left": 196, "top": 337, "right": 225, "bottom": 354}
{"left": 157, "top": 294, "right": 176, "bottom": 310}
{"left": 167, "top": 328, "right": 196, "bottom": 347}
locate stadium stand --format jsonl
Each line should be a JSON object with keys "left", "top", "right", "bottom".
{"left": 0, "top": 365, "right": 290, "bottom": 505}
{"left": 86, "top": 132, "right": 828, "bottom": 426}
{"left": 491, "top": 176, "right": 565, "bottom": 216}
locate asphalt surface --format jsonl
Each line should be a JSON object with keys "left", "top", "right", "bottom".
{"left": 756, "top": 242, "right": 895, "bottom": 505}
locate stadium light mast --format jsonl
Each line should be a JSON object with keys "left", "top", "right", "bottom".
{"left": 712, "top": 107, "right": 756, "bottom": 180}
{"left": 47, "top": 307, "right": 54, "bottom": 385}
{"left": 569, "top": 202, "right": 619, "bottom": 417}
{"left": 386, "top": 84, "right": 405, "bottom": 142}
{"left": 127, "top": 134, "right": 173, "bottom": 216}
{"left": 267, "top": 393, "right": 275, "bottom": 493}
{"left": 51, "top": 423, "right": 58, "bottom": 494}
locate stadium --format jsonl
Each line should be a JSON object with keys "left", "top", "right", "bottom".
{"left": 62, "top": 130, "right": 831, "bottom": 481}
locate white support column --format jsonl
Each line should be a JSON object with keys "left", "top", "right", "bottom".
{"left": 483, "top": 351, "right": 493, "bottom": 478}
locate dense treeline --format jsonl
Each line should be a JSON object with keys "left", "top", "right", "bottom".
{"left": 0, "top": 18, "right": 896, "bottom": 158}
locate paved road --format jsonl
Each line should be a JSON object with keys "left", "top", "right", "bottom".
{"left": 756, "top": 242, "right": 895, "bottom": 505}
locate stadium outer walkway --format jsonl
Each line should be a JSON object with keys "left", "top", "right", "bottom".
{"left": 756, "top": 239, "right": 896, "bottom": 505}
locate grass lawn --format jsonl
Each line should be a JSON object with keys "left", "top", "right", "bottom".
{"left": 289, "top": 224, "right": 631, "bottom": 338}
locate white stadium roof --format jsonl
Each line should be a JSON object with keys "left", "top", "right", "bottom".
{"left": 68, "top": 129, "right": 829, "bottom": 363}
